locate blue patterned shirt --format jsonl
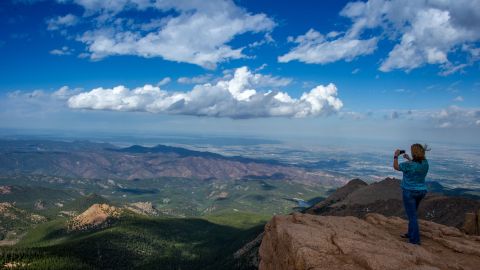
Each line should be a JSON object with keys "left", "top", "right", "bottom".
{"left": 399, "top": 159, "right": 429, "bottom": 191}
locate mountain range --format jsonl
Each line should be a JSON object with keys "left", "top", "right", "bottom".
{"left": 0, "top": 139, "right": 341, "bottom": 186}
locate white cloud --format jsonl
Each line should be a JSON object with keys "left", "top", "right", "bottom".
{"left": 177, "top": 69, "right": 292, "bottom": 89}
{"left": 52, "top": 86, "right": 82, "bottom": 99}
{"left": 156, "top": 77, "right": 171, "bottom": 86}
{"left": 67, "top": 66, "right": 342, "bottom": 119}
{"left": 248, "top": 33, "right": 275, "bottom": 48}
{"left": 254, "top": 63, "right": 268, "bottom": 72}
{"left": 431, "top": 106, "right": 480, "bottom": 128}
{"left": 8, "top": 86, "right": 81, "bottom": 101}
{"left": 8, "top": 89, "right": 45, "bottom": 99}
{"left": 64, "top": 0, "right": 153, "bottom": 15}
{"left": 438, "top": 122, "right": 452, "bottom": 128}
{"left": 278, "top": 29, "right": 377, "bottom": 64}
{"left": 46, "top": 14, "right": 78, "bottom": 31}
{"left": 344, "top": 106, "right": 480, "bottom": 128}
{"left": 50, "top": 46, "right": 74, "bottom": 55}
{"left": 338, "top": 111, "right": 368, "bottom": 120}
{"left": 378, "top": 5, "right": 479, "bottom": 73}
{"left": 59, "top": 0, "right": 275, "bottom": 69}
{"left": 177, "top": 74, "right": 214, "bottom": 84}
{"left": 453, "top": 96, "right": 464, "bottom": 102}
{"left": 281, "top": 0, "right": 480, "bottom": 74}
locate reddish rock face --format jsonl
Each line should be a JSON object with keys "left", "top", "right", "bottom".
{"left": 463, "top": 212, "right": 478, "bottom": 235}
{"left": 259, "top": 213, "right": 480, "bottom": 270}
{"left": 463, "top": 210, "right": 480, "bottom": 235}
{"left": 68, "top": 203, "right": 122, "bottom": 231}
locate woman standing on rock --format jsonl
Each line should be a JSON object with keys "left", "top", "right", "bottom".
{"left": 393, "top": 144, "right": 430, "bottom": 245}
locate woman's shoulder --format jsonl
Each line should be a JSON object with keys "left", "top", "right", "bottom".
{"left": 421, "top": 159, "right": 429, "bottom": 168}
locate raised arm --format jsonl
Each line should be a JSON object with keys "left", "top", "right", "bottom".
{"left": 393, "top": 149, "right": 401, "bottom": 171}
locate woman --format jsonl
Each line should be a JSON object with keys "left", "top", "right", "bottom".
{"left": 393, "top": 144, "right": 429, "bottom": 245}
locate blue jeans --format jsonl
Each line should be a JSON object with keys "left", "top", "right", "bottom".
{"left": 402, "top": 189, "right": 427, "bottom": 244}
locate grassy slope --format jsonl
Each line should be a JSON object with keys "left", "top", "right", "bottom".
{"left": 1, "top": 211, "right": 267, "bottom": 270}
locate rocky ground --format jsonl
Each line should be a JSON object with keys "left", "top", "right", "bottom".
{"left": 259, "top": 213, "right": 480, "bottom": 270}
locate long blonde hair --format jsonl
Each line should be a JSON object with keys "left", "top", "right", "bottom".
{"left": 411, "top": 144, "right": 430, "bottom": 162}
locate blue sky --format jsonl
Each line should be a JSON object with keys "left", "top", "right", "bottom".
{"left": 0, "top": 0, "right": 479, "bottom": 145}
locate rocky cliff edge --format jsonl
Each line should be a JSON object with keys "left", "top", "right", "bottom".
{"left": 259, "top": 213, "right": 480, "bottom": 270}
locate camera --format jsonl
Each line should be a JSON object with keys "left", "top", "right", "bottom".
{"left": 399, "top": 150, "right": 405, "bottom": 155}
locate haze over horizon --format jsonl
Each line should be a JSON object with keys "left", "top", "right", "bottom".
{"left": 1, "top": 0, "right": 480, "bottom": 145}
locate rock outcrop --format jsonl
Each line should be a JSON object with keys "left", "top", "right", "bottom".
{"left": 0, "top": 186, "right": 12, "bottom": 195}
{"left": 259, "top": 213, "right": 480, "bottom": 270}
{"left": 34, "top": 200, "right": 46, "bottom": 210}
{"left": 0, "top": 202, "right": 46, "bottom": 223}
{"left": 68, "top": 203, "right": 122, "bottom": 231}
{"left": 125, "top": 201, "right": 158, "bottom": 216}
{"left": 312, "top": 178, "right": 368, "bottom": 210}
{"left": 463, "top": 210, "right": 480, "bottom": 235}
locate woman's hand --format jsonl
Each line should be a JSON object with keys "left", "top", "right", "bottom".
{"left": 403, "top": 154, "right": 411, "bottom": 161}
{"left": 393, "top": 149, "right": 401, "bottom": 171}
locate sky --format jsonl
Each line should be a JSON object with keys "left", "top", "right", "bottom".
{"left": 0, "top": 0, "right": 479, "bottom": 145}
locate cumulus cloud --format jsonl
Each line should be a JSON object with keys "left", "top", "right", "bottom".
{"left": 46, "top": 14, "right": 79, "bottom": 31}
{"left": 281, "top": 0, "right": 480, "bottom": 74}
{"left": 378, "top": 4, "right": 480, "bottom": 73}
{"left": 67, "top": 66, "right": 342, "bottom": 119}
{"left": 54, "top": 0, "right": 275, "bottom": 69}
